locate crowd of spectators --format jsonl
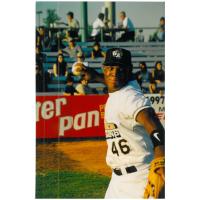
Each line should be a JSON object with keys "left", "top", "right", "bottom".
{"left": 135, "top": 61, "right": 165, "bottom": 94}
{"left": 36, "top": 10, "right": 165, "bottom": 94}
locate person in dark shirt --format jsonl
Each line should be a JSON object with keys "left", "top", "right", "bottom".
{"left": 91, "top": 42, "right": 105, "bottom": 59}
{"left": 36, "top": 62, "right": 50, "bottom": 92}
{"left": 36, "top": 46, "right": 46, "bottom": 66}
{"left": 53, "top": 54, "right": 68, "bottom": 77}
{"left": 152, "top": 61, "right": 165, "bottom": 83}
{"left": 63, "top": 75, "right": 79, "bottom": 95}
{"left": 149, "top": 61, "right": 165, "bottom": 94}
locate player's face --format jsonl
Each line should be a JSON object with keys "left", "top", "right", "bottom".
{"left": 103, "top": 65, "right": 130, "bottom": 93}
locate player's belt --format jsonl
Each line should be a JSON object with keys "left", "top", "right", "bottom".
{"left": 113, "top": 166, "right": 137, "bottom": 176}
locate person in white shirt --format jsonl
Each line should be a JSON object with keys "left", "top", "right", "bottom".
{"left": 91, "top": 13, "right": 110, "bottom": 42}
{"left": 117, "top": 11, "right": 135, "bottom": 42}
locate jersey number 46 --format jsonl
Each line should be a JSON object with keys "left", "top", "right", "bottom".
{"left": 112, "top": 139, "right": 130, "bottom": 156}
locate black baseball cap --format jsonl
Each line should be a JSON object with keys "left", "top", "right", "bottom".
{"left": 103, "top": 48, "right": 132, "bottom": 67}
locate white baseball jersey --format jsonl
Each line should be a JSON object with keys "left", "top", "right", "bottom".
{"left": 104, "top": 80, "right": 154, "bottom": 170}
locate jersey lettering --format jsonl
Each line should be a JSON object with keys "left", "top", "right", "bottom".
{"left": 105, "top": 123, "right": 121, "bottom": 139}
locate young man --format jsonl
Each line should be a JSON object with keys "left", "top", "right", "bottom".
{"left": 83, "top": 48, "right": 165, "bottom": 198}
{"left": 66, "top": 11, "right": 80, "bottom": 38}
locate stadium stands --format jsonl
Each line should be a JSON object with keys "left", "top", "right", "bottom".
{"left": 38, "top": 40, "right": 165, "bottom": 94}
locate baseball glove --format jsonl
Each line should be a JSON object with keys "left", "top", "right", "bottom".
{"left": 144, "top": 156, "right": 165, "bottom": 199}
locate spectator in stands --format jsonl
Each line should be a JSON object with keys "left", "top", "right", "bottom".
{"left": 36, "top": 62, "right": 50, "bottom": 92}
{"left": 66, "top": 11, "right": 80, "bottom": 39}
{"left": 151, "top": 61, "right": 165, "bottom": 83}
{"left": 75, "top": 77, "right": 94, "bottom": 95}
{"left": 53, "top": 54, "right": 68, "bottom": 77}
{"left": 150, "top": 17, "right": 165, "bottom": 42}
{"left": 157, "top": 17, "right": 165, "bottom": 41}
{"left": 91, "top": 42, "right": 106, "bottom": 59}
{"left": 36, "top": 46, "right": 46, "bottom": 66}
{"left": 76, "top": 51, "right": 88, "bottom": 66}
{"left": 63, "top": 75, "right": 79, "bottom": 96}
{"left": 90, "top": 13, "right": 110, "bottom": 42}
{"left": 135, "top": 29, "right": 145, "bottom": 42}
{"left": 63, "top": 37, "right": 83, "bottom": 58}
{"left": 36, "top": 26, "right": 45, "bottom": 50}
{"left": 149, "top": 61, "right": 165, "bottom": 94}
{"left": 135, "top": 62, "right": 151, "bottom": 86}
{"left": 117, "top": 11, "right": 135, "bottom": 42}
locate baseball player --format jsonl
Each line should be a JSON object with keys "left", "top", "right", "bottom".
{"left": 82, "top": 48, "right": 165, "bottom": 198}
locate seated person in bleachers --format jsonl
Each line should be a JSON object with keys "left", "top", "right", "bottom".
{"left": 91, "top": 42, "right": 105, "bottom": 59}
{"left": 66, "top": 11, "right": 80, "bottom": 39}
{"left": 36, "top": 46, "right": 46, "bottom": 65}
{"left": 36, "top": 26, "right": 45, "bottom": 51}
{"left": 135, "top": 62, "right": 151, "bottom": 86}
{"left": 53, "top": 54, "right": 68, "bottom": 77}
{"left": 117, "top": 11, "right": 135, "bottom": 42}
{"left": 36, "top": 62, "right": 50, "bottom": 92}
{"left": 90, "top": 13, "right": 110, "bottom": 42}
{"left": 75, "top": 77, "right": 94, "bottom": 95}
{"left": 151, "top": 61, "right": 165, "bottom": 83}
{"left": 63, "top": 37, "right": 83, "bottom": 58}
{"left": 149, "top": 61, "right": 165, "bottom": 94}
{"left": 135, "top": 29, "right": 145, "bottom": 42}
{"left": 63, "top": 75, "right": 79, "bottom": 96}
{"left": 149, "top": 17, "right": 165, "bottom": 42}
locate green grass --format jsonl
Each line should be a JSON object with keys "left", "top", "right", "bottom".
{"left": 36, "top": 171, "right": 110, "bottom": 198}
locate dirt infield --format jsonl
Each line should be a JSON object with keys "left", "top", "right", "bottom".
{"left": 36, "top": 140, "right": 112, "bottom": 177}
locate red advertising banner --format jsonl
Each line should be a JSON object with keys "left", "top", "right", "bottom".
{"left": 36, "top": 95, "right": 108, "bottom": 139}
{"left": 36, "top": 94, "right": 165, "bottom": 139}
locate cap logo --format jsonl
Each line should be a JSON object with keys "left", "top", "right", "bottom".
{"left": 112, "top": 50, "right": 122, "bottom": 59}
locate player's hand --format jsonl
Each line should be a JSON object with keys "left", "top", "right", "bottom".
{"left": 82, "top": 67, "right": 104, "bottom": 83}
{"left": 144, "top": 157, "right": 165, "bottom": 199}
